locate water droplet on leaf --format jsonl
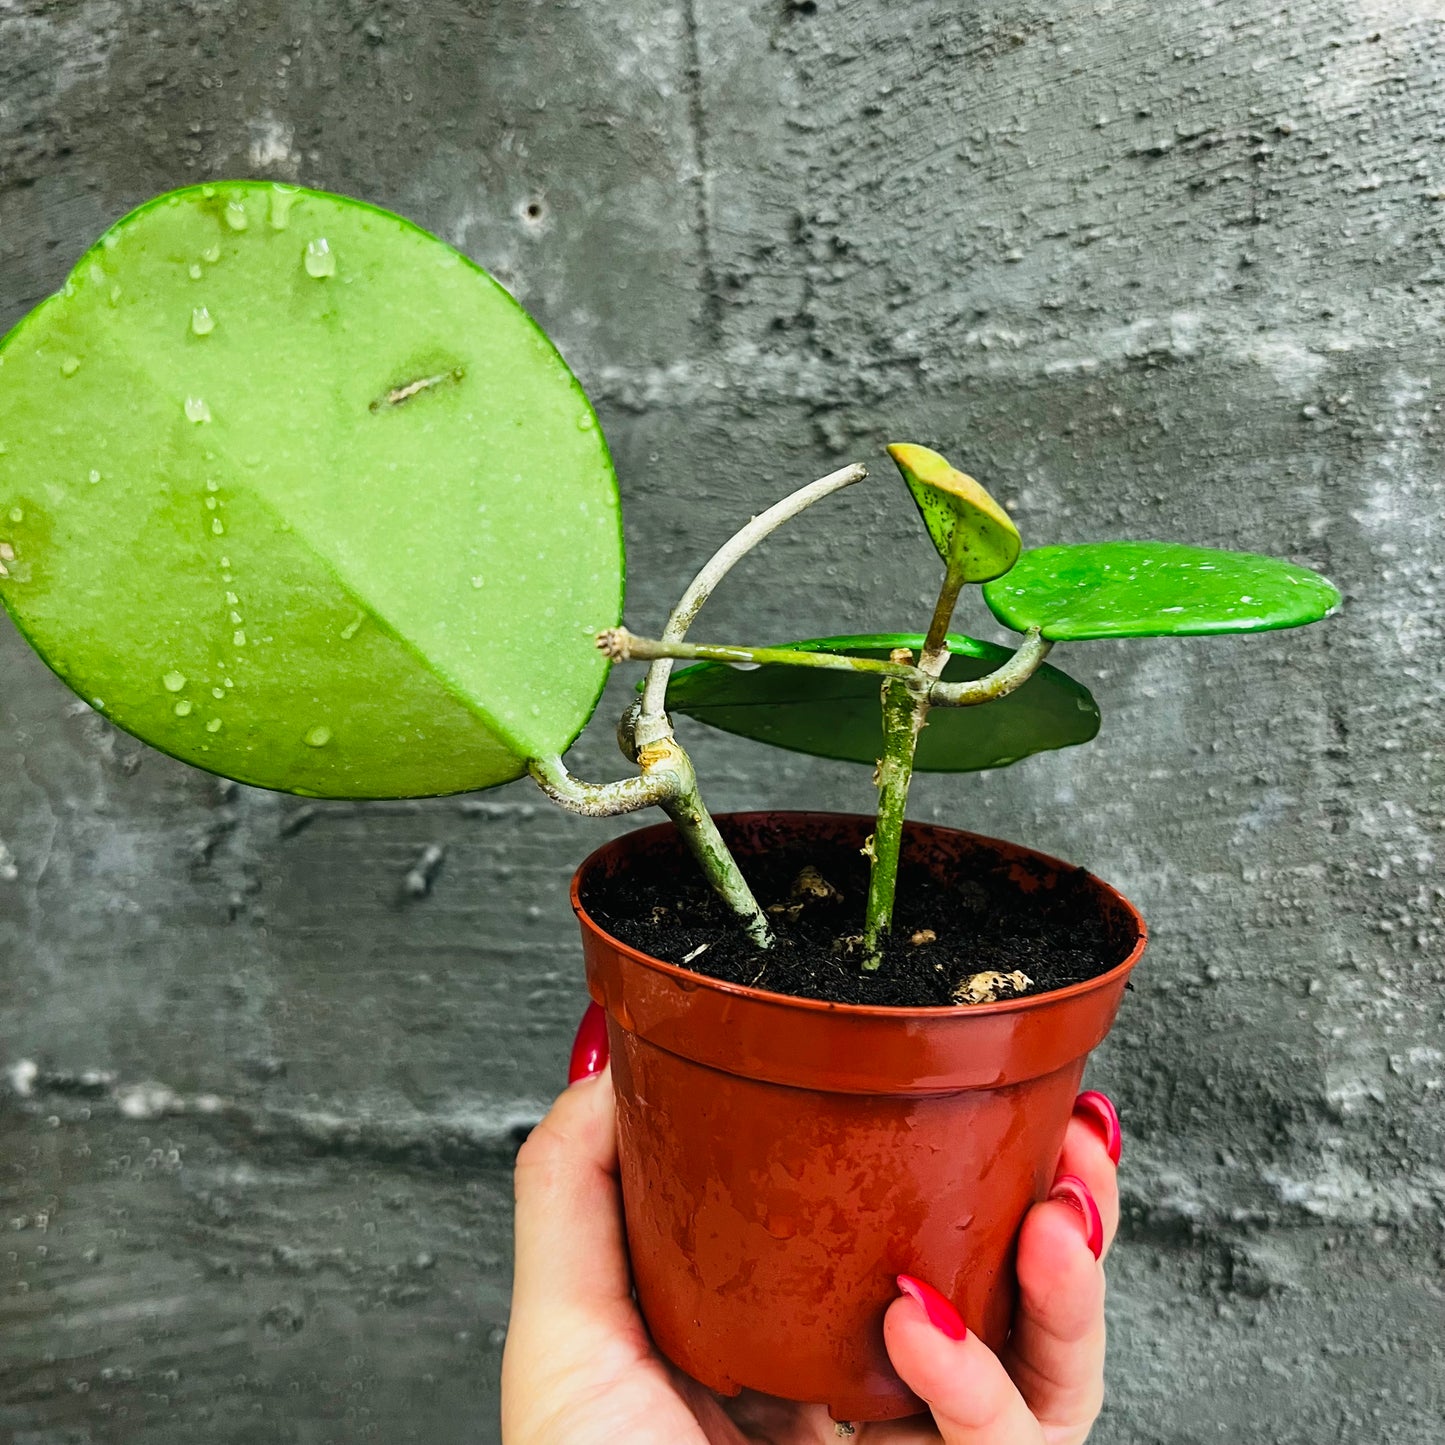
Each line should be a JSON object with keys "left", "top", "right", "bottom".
{"left": 211, "top": 518, "right": 225, "bottom": 535}
{"left": 185, "top": 396, "right": 212, "bottom": 424}
{"left": 189, "top": 263, "right": 204, "bottom": 280}
{"left": 191, "top": 306, "right": 215, "bottom": 336}
{"left": 88, "top": 469, "right": 101, "bottom": 484}
{"left": 304, "top": 725, "right": 332, "bottom": 747}
{"left": 224, "top": 199, "right": 249, "bottom": 231}
{"left": 304, "top": 238, "right": 336, "bottom": 278}
{"left": 174, "top": 699, "right": 193, "bottom": 717}
{"left": 233, "top": 629, "right": 247, "bottom": 646}
{"left": 162, "top": 671, "right": 186, "bottom": 693}
{"left": 202, "top": 244, "right": 221, "bottom": 264}
{"left": 206, "top": 717, "right": 223, "bottom": 733}
{"left": 269, "top": 185, "right": 298, "bottom": 229}
{"left": 61, "top": 357, "right": 80, "bottom": 377}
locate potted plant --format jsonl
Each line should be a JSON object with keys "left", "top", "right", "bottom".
{"left": 0, "top": 182, "right": 1338, "bottom": 1423}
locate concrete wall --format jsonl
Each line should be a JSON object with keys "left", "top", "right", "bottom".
{"left": 2, "top": 2, "right": 1441, "bottom": 1441}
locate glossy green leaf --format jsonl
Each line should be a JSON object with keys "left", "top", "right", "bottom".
{"left": 0, "top": 182, "right": 623, "bottom": 798}
{"left": 888, "top": 442, "right": 1021, "bottom": 583}
{"left": 982, "top": 542, "right": 1339, "bottom": 642}
{"left": 664, "top": 634, "right": 1099, "bottom": 772}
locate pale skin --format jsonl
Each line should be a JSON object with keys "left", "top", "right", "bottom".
{"left": 503, "top": 1070, "right": 1118, "bottom": 1445}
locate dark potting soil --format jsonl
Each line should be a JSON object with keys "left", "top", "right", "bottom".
{"left": 581, "top": 832, "right": 1133, "bottom": 1008}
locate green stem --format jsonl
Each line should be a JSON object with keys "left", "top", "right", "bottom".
{"left": 861, "top": 562, "right": 968, "bottom": 973}
{"left": 859, "top": 627, "right": 1055, "bottom": 969}
{"left": 599, "top": 628, "right": 924, "bottom": 681}
{"left": 921, "top": 569, "right": 965, "bottom": 672}
{"left": 861, "top": 675, "right": 929, "bottom": 969}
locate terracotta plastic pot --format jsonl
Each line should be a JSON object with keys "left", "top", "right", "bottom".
{"left": 572, "top": 812, "right": 1145, "bottom": 1422}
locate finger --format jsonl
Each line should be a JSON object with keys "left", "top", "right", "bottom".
{"left": 1056, "top": 1093, "right": 1122, "bottom": 1256}
{"left": 884, "top": 1277, "right": 1045, "bottom": 1445}
{"left": 1001, "top": 1186, "right": 1107, "bottom": 1436}
{"left": 510, "top": 1058, "right": 632, "bottom": 1319}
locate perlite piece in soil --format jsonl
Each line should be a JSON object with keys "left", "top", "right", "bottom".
{"left": 953, "top": 969, "right": 1033, "bottom": 1005}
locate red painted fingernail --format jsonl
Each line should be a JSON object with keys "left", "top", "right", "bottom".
{"left": 1049, "top": 1174, "right": 1105, "bottom": 1260}
{"left": 1073, "top": 1089, "right": 1123, "bottom": 1165}
{"left": 567, "top": 1002, "right": 609, "bottom": 1084}
{"left": 896, "top": 1274, "right": 968, "bottom": 1341}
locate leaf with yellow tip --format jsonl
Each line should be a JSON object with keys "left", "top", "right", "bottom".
{"left": 888, "top": 443, "right": 1021, "bottom": 583}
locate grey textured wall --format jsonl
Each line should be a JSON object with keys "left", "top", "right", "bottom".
{"left": 2, "top": 2, "right": 1442, "bottom": 1441}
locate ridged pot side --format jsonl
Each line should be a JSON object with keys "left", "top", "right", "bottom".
{"left": 572, "top": 813, "right": 1146, "bottom": 1423}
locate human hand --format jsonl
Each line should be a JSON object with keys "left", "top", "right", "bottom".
{"left": 501, "top": 1004, "right": 1122, "bottom": 1445}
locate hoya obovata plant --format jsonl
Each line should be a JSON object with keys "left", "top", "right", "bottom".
{"left": 0, "top": 183, "right": 1339, "bottom": 987}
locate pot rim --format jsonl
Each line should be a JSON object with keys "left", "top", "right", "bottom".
{"left": 570, "top": 810, "right": 1147, "bottom": 1021}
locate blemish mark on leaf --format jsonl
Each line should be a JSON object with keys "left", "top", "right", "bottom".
{"left": 369, "top": 367, "right": 465, "bottom": 412}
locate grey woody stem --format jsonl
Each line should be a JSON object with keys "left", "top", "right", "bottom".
{"left": 530, "top": 746, "right": 772, "bottom": 947}
{"left": 636, "top": 462, "right": 868, "bottom": 742}
{"left": 594, "top": 461, "right": 868, "bottom": 950}
{"left": 528, "top": 754, "right": 680, "bottom": 816}
{"left": 927, "top": 628, "right": 1051, "bottom": 707}
{"left": 655, "top": 741, "right": 774, "bottom": 947}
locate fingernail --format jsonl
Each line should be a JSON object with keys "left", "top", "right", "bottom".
{"left": 1049, "top": 1174, "right": 1105, "bottom": 1260}
{"left": 896, "top": 1274, "right": 968, "bottom": 1341}
{"left": 1073, "top": 1089, "right": 1123, "bottom": 1165}
{"left": 567, "top": 1002, "right": 609, "bottom": 1084}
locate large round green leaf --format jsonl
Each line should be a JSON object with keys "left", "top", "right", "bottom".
{"left": 664, "top": 633, "right": 1099, "bottom": 771}
{"left": 0, "top": 182, "right": 622, "bottom": 798}
{"left": 983, "top": 542, "right": 1339, "bottom": 642}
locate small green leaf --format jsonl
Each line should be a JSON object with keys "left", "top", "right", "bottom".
{"left": 888, "top": 443, "right": 1021, "bottom": 583}
{"left": 665, "top": 633, "right": 1099, "bottom": 772}
{"left": 982, "top": 542, "right": 1340, "bottom": 642}
{"left": 0, "top": 182, "right": 623, "bottom": 797}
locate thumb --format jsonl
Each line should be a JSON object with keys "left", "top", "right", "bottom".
{"left": 884, "top": 1276, "right": 1046, "bottom": 1445}
{"left": 510, "top": 1056, "right": 631, "bottom": 1327}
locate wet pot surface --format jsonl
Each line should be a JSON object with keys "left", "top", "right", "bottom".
{"left": 572, "top": 812, "right": 1146, "bottom": 1422}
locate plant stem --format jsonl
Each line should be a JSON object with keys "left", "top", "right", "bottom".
{"left": 861, "top": 671, "right": 929, "bottom": 969}
{"left": 861, "top": 560, "right": 970, "bottom": 970}
{"left": 600, "top": 628, "right": 923, "bottom": 680}
{"left": 595, "top": 461, "right": 866, "bottom": 948}
{"left": 921, "top": 570, "right": 965, "bottom": 672}
{"left": 532, "top": 744, "right": 774, "bottom": 947}
{"left": 650, "top": 738, "right": 774, "bottom": 948}
{"left": 927, "top": 627, "right": 1050, "bottom": 707}
{"left": 859, "top": 624, "right": 1055, "bottom": 970}
{"left": 528, "top": 754, "right": 680, "bottom": 816}
{"left": 637, "top": 462, "right": 867, "bottom": 741}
